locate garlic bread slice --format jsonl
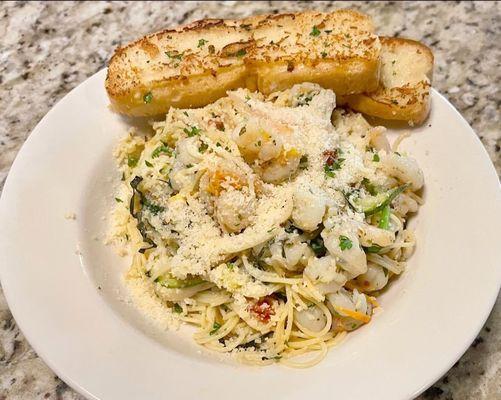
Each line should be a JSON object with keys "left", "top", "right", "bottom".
{"left": 341, "top": 37, "right": 434, "bottom": 125}
{"left": 250, "top": 10, "right": 380, "bottom": 95}
{"left": 106, "top": 20, "right": 252, "bottom": 117}
{"left": 105, "top": 10, "right": 381, "bottom": 117}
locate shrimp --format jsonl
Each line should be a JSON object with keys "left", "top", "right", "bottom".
{"left": 380, "top": 152, "right": 424, "bottom": 191}
{"left": 327, "top": 288, "right": 373, "bottom": 330}
{"left": 353, "top": 263, "right": 389, "bottom": 292}
{"left": 358, "top": 223, "right": 395, "bottom": 247}
{"left": 392, "top": 192, "right": 419, "bottom": 216}
{"left": 234, "top": 116, "right": 302, "bottom": 184}
{"left": 304, "top": 256, "right": 347, "bottom": 285}
{"left": 291, "top": 184, "right": 327, "bottom": 232}
{"left": 322, "top": 225, "right": 367, "bottom": 277}
{"left": 283, "top": 238, "right": 311, "bottom": 269}
{"left": 294, "top": 305, "right": 328, "bottom": 333}
{"left": 214, "top": 186, "right": 256, "bottom": 233}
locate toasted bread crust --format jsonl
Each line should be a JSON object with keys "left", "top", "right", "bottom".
{"left": 341, "top": 37, "right": 434, "bottom": 125}
{"left": 106, "top": 10, "right": 380, "bottom": 117}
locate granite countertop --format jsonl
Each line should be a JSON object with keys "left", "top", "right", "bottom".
{"left": 0, "top": 1, "right": 499, "bottom": 399}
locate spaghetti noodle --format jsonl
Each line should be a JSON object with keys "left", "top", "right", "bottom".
{"left": 110, "top": 83, "right": 424, "bottom": 367}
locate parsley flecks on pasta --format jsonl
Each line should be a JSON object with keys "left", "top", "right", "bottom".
{"left": 110, "top": 83, "right": 424, "bottom": 367}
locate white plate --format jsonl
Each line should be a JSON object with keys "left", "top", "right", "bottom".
{"left": 0, "top": 69, "right": 500, "bottom": 400}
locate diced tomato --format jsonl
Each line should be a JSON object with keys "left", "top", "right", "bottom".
{"left": 323, "top": 149, "right": 338, "bottom": 166}
{"left": 249, "top": 296, "right": 276, "bottom": 323}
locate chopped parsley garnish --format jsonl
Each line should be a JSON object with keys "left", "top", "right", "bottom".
{"left": 143, "top": 92, "right": 153, "bottom": 104}
{"left": 310, "top": 236, "right": 327, "bottom": 257}
{"left": 321, "top": 51, "right": 327, "bottom": 58}
{"left": 210, "top": 322, "right": 222, "bottom": 335}
{"left": 361, "top": 178, "right": 378, "bottom": 195}
{"left": 310, "top": 25, "right": 321, "bottom": 36}
{"left": 142, "top": 198, "right": 164, "bottom": 215}
{"left": 127, "top": 155, "right": 138, "bottom": 168}
{"left": 183, "top": 126, "right": 201, "bottom": 137}
{"left": 323, "top": 149, "right": 344, "bottom": 178}
{"left": 198, "top": 142, "right": 209, "bottom": 153}
{"left": 324, "top": 160, "right": 344, "bottom": 177}
{"left": 235, "top": 49, "right": 246, "bottom": 57}
{"left": 297, "top": 93, "right": 313, "bottom": 106}
{"left": 115, "top": 197, "right": 123, "bottom": 203}
{"left": 152, "top": 144, "right": 172, "bottom": 158}
{"left": 372, "top": 153, "right": 380, "bottom": 162}
{"left": 173, "top": 303, "right": 183, "bottom": 313}
{"left": 145, "top": 160, "right": 153, "bottom": 167}
{"left": 165, "top": 51, "right": 183, "bottom": 60}
{"left": 197, "top": 38, "right": 208, "bottom": 47}
{"left": 183, "top": 111, "right": 189, "bottom": 117}
{"left": 227, "top": 262, "right": 234, "bottom": 270}
{"left": 339, "top": 235, "right": 353, "bottom": 251}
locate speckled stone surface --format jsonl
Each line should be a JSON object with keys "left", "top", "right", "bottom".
{"left": 0, "top": 1, "right": 499, "bottom": 399}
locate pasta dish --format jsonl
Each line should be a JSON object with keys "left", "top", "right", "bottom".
{"left": 110, "top": 83, "right": 424, "bottom": 367}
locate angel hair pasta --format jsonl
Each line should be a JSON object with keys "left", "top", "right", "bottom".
{"left": 110, "top": 83, "right": 424, "bottom": 367}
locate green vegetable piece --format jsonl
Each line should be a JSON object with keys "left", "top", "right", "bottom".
{"left": 143, "top": 92, "right": 153, "bottom": 104}
{"left": 197, "top": 38, "right": 208, "bottom": 48}
{"left": 152, "top": 144, "right": 172, "bottom": 158}
{"left": 339, "top": 235, "right": 353, "bottom": 251}
{"left": 378, "top": 204, "right": 391, "bottom": 230}
{"left": 165, "top": 51, "right": 183, "bottom": 60}
{"left": 145, "top": 160, "right": 153, "bottom": 167}
{"left": 183, "top": 126, "right": 201, "bottom": 137}
{"left": 324, "top": 153, "right": 344, "bottom": 178}
{"left": 129, "top": 176, "right": 158, "bottom": 253}
{"left": 347, "top": 183, "right": 409, "bottom": 216}
{"left": 372, "top": 153, "right": 380, "bottom": 162}
{"left": 210, "top": 322, "right": 222, "bottom": 335}
{"left": 127, "top": 155, "right": 138, "bottom": 168}
{"left": 364, "top": 245, "right": 382, "bottom": 254}
{"left": 199, "top": 142, "right": 209, "bottom": 153}
{"left": 310, "top": 26, "right": 321, "bottom": 36}
{"left": 173, "top": 303, "right": 183, "bottom": 313}
{"left": 156, "top": 274, "right": 206, "bottom": 289}
{"left": 310, "top": 236, "right": 327, "bottom": 257}
{"left": 115, "top": 197, "right": 123, "bottom": 203}
{"left": 235, "top": 49, "right": 246, "bottom": 57}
